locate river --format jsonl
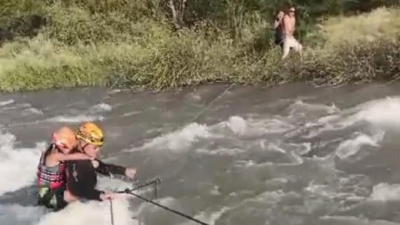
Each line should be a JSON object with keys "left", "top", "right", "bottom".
{"left": 1, "top": 82, "right": 400, "bottom": 225}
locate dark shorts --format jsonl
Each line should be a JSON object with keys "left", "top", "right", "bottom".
{"left": 275, "top": 31, "right": 284, "bottom": 48}
{"left": 37, "top": 187, "right": 68, "bottom": 211}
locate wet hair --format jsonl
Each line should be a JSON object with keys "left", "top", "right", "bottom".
{"left": 284, "top": 3, "right": 296, "bottom": 13}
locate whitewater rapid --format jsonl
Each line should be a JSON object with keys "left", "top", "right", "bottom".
{"left": 1, "top": 84, "right": 400, "bottom": 225}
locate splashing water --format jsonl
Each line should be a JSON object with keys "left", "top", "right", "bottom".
{"left": 0, "top": 132, "right": 42, "bottom": 195}
{"left": 1, "top": 84, "right": 400, "bottom": 225}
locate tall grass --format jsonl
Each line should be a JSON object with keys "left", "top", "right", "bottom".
{"left": 0, "top": 1, "right": 399, "bottom": 92}
{"left": 315, "top": 7, "right": 400, "bottom": 48}
{"left": 292, "top": 7, "right": 400, "bottom": 85}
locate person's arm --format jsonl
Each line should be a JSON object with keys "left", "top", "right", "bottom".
{"left": 92, "top": 159, "right": 127, "bottom": 176}
{"left": 274, "top": 16, "right": 281, "bottom": 29}
{"left": 52, "top": 152, "right": 93, "bottom": 162}
{"left": 274, "top": 11, "right": 283, "bottom": 29}
{"left": 65, "top": 160, "right": 104, "bottom": 201}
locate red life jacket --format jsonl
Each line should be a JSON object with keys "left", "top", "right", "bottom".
{"left": 37, "top": 144, "right": 66, "bottom": 190}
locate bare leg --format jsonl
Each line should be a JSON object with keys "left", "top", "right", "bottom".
{"left": 297, "top": 43, "right": 303, "bottom": 61}
{"left": 64, "top": 190, "right": 79, "bottom": 203}
{"left": 282, "top": 37, "right": 290, "bottom": 60}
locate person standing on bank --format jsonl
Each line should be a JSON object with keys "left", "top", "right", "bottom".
{"left": 281, "top": 6, "right": 303, "bottom": 59}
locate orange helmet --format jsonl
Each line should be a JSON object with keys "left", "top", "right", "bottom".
{"left": 52, "top": 126, "right": 77, "bottom": 150}
{"left": 76, "top": 122, "right": 104, "bottom": 147}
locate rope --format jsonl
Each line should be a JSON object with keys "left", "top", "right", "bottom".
{"left": 117, "top": 178, "right": 161, "bottom": 195}
{"left": 108, "top": 179, "right": 160, "bottom": 225}
{"left": 191, "top": 83, "right": 234, "bottom": 123}
{"left": 109, "top": 199, "right": 115, "bottom": 225}
{"left": 114, "top": 178, "right": 209, "bottom": 225}
{"left": 122, "top": 189, "right": 210, "bottom": 225}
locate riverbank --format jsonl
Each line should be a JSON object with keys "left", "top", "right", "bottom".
{"left": 0, "top": 2, "right": 399, "bottom": 92}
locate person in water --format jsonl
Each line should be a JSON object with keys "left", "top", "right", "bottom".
{"left": 63, "top": 122, "right": 137, "bottom": 204}
{"left": 36, "top": 126, "right": 93, "bottom": 210}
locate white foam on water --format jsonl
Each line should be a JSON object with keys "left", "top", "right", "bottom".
{"left": 300, "top": 106, "right": 363, "bottom": 139}
{"left": 0, "top": 204, "right": 45, "bottom": 225}
{"left": 355, "top": 97, "right": 400, "bottom": 130}
{"left": 24, "top": 108, "right": 43, "bottom": 115}
{"left": 372, "top": 221, "right": 400, "bottom": 225}
{"left": 209, "top": 185, "right": 221, "bottom": 196}
{"left": 319, "top": 215, "right": 370, "bottom": 224}
{"left": 339, "top": 97, "right": 400, "bottom": 132}
{"left": 3, "top": 103, "right": 32, "bottom": 110}
{"left": 36, "top": 199, "right": 137, "bottom": 225}
{"left": 245, "top": 117, "right": 297, "bottom": 136}
{"left": 288, "top": 142, "right": 311, "bottom": 156}
{"left": 45, "top": 115, "right": 104, "bottom": 123}
{"left": 96, "top": 176, "right": 133, "bottom": 192}
{"left": 96, "top": 175, "right": 155, "bottom": 199}
{"left": 16, "top": 103, "right": 43, "bottom": 116}
{"left": 261, "top": 118, "right": 296, "bottom": 133}
{"left": 0, "top": 132, "right": 43, "bottom": 195}
{"left": 369, "top": 183, "right": 400, "bottom": 201}
{"left": 122, "top": 111, "right": 142, "bottom": 117}
{"left": 303, "top": 97, "right": 400, "bottom": 139}
{"left": 335, "top": 130, "right": 384, "bottom": 159}
{"left": 0, "top": 99, "right": 14, "bottom": 106}
{"left": 246, "top": 190, "right": 287, "bottom": 205}
{"left": 43, "top": 103, "right": 112, "bottom": 123}
{"left": 108, "top": 89, "right": 122, "bottom": 94}
{"left": 90, "top": 103, "right": 112, "bottom": 113}
{"left": 74, "top": 95, "right": 400, "bottom": 225}
{"left": 134, "top": 196, "right": 177, "bottom": 221}
{"left": 261, "top": 142, "right": 305, "bottom": 165}
{"left": 266, "top": 142, "right": 287, "bottom": 154}
{"left": 141, "top": 123, "right": 211, "bottom": 152}
{"left": 319, "top": 216, "right": 400, "bottom": 225}
{"left": 134, "top": 196, "right": 191, "bottom": 225}
{"left": 304, "top": 182, "right": 345, "bottom": 199}
{"left": 196, "top": 147, "right": 245, "bottom": 156}
{"left": 213, "top": 116, "right": 296, "bottom": 139}
{"left": 0, "top": 131, "right": 47, "bottom": 224}
{"left": 289, "top": 100, "right": 340, "bottom": 114}
{"left": 134, "top": 115, "right": 297, "bottom": 154}
{"left": 302, "top": 118, "right": 357, "bottom": 139}
{"left": 178, "top": 206, "right": 231, "bottom": 225}
{"left": 224, "top": 116, "right": 247, "bottom": 135}
{"left": 189, "top": 93, "right": 201, "bottom": 101}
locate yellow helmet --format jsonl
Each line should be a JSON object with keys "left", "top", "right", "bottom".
{"left": 76, "top": 122, "right": 104, "bottom": 147}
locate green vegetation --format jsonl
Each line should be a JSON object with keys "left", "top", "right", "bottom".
{"left": 0, "top": 0, "right": 399, "bottom": 92}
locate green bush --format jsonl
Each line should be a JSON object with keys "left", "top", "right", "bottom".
{"left": 0, "top": 0, "right": 399, "bottom": 93}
